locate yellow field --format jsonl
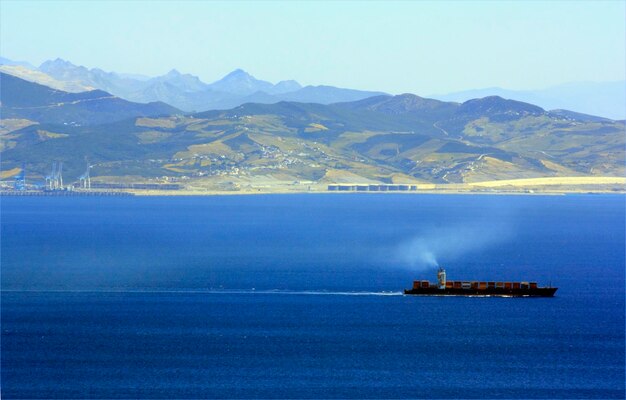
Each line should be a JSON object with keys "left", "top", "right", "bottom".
{"left": 468, "top": 176, "right": 626, "bottom": 188}
{"left": 37, "top": 130, "right": 69, "bottom": 140}
{"left": 135, "top": 117, "right": 177, "bottom": 129}
{"left": 1, "top": 167, "right": 22, "bottom": 179}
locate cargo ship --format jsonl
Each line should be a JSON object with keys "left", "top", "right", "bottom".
{"left": 404, "top": 268, "right": 557, "bottom": 297}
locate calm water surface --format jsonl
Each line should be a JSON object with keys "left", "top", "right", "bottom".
{"left": 1, "top": 194, "right": 624, "bottom": 398}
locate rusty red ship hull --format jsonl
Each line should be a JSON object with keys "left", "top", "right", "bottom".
{"left": 403, "top": 286, "right": 557, "bottom": 297}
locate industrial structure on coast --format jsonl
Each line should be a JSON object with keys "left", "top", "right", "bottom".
{"left": 328, "top": 184, "right": 419, "bottom": 192}
{"left": 1, "top": 162, "right": 181, "bottom": 195}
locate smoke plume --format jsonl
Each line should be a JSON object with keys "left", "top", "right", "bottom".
{"left": 393, "top": 223, "right": 512, "bottom": 270}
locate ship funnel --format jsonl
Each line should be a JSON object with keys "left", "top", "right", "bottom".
{"left": 437, "top": 267, "right": 446, "bottom": 289}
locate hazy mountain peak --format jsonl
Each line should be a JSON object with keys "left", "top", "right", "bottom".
{"left": 39, "top": 58, "right": 93, "bottom": 79}
{"left": 149, "top": 69, "right": 207, "bottom": 93}
{"left": 226, "top": 68, "right": 249, "bottom": 76}
{"left": 276, "top": 79, "right": 299, "bottom": 86}
{"left": 40, "top": 57, "right": 78, "bottom": 70}
{"left": 218, "top": 68, "right": 257, "bottom": 82}
{"left": 269, "top": 79, "right": 302, "bottom": 94}
{"left": 209, "top": 68, "right": 273, "bottom": 96}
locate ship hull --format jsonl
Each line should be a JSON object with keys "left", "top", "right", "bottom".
{"left": 403, "top": 287, "right": 557, "bottom": 297}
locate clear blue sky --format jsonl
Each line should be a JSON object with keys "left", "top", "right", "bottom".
{"left": 1, "top": 0, "right": 624, "bottom": 94}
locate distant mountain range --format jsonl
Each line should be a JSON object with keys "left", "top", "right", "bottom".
{"left": 2, "top": 72, "right": 623, "bottom": 188}
{"left": 0, "top": 57, "right": 384, "bottom": 113}
{"left": 2, "top": 56, "right": 623, "bottom": 120}
{"left": 0, "top": 72, "right": 179, "bottom": 125}
{"left": 430, "top": 81, "right": 626, "bottom": 121}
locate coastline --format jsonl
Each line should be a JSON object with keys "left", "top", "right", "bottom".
{"left": 2, "top": 177, "right": 624, "bottom": 197}
{"left": 3, "top": 188, "right": 623, "bottom": 197}
{"left": 129, "top": 189, "right": 624, "bottom": 196}
{"left": 98, "top": 176, "right": 626, "bottom": 196}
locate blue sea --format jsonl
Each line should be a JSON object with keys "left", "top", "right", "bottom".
{"left": 1, "top": 194, "right": 624, "bottom": 399}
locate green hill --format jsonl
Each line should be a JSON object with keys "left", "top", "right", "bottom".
{"left": 1, "top": 89, "right": 623, "bottom": 189}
